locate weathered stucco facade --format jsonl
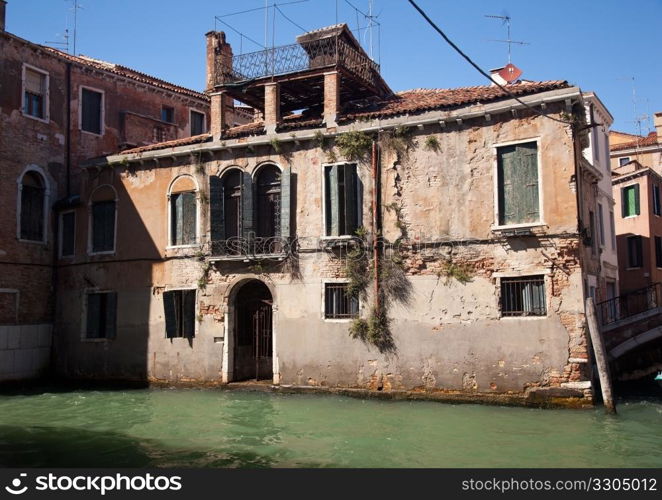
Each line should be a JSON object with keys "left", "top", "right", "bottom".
{"left": 51, "top": 21, "right": 610, "bottom": 407}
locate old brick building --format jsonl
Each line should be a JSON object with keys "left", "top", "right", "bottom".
{"left": 0, "top": 2, "right": 212, "bottom": 381}
{"left": 47, "top": 24, "right": 616, "bottom": 407}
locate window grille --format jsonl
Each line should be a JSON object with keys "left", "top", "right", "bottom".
{"left": 500, "top": 276, "right": 546, "bottom": 317}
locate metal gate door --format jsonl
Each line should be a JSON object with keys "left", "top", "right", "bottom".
{"left": 252, "top": 301, "right": 273, "bottom": 380}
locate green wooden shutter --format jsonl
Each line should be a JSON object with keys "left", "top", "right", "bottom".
{"left": 343, "top": 164, "right": 357, "bottom": 235}
{"left": 621, "top": 187, "right": 627, "bottom": 218}
{"left": 209, "top": 176, "right": 224, "bottom": 242}
{"left": 182, "top": 290, "right": 196, "bottom": 338}
{"left": 634, "top": 184, "right": 640, "bottom": 215}
{"left": 497, "top": 146, "right": 516, "bottom": 225}
{"left": 241, "top": 171, "right": 254, "bottom": 240}
{"left": 163, "top": 291, "right": 178, "bottom": 338}
{"left": 106, "top": 292, "right": 117, "bottom": 339}
{"left": 326, "top": 165, "right": 339, "bottom": 236}
{"left": 519, "top": 143, "right": 539, "bottom": 223}
{"left": 280, "top": 167, "right": 291, "bottom": 239}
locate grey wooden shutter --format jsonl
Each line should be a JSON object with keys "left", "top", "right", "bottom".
{"left": 106, "top": 292, "right": 117, "bottom": 338}
{"left": 209, "top": 175, "right": 224, "bottom": 242}
{"left": 182, "top": 192, "right": 196, "bottom": 244}
{"left": 163, "top": 291, "right": 178, "bottom": 338}
{"left": 327, "top": 165, "right": 339, "bottom": 236}
{"left": 86, "top": 293, "right": 101, "bottom": 339}
{"left": 182, "top": 290, "right": 196, "bottom": 338}
{"left": 280, "top": 167, "right": 291, "bottom": 239}
{"left": 173, "top": 194, "right": 183, "bottom": 245}
{"left": 344, "top": 164, "right": 357, "bottom": 235}
{"left": 241, "top": 171, "right": 254, "bottom": 240}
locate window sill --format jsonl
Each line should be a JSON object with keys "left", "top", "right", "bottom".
{"left": 80, "top": 338, "right": 112, "bottom": 343}
{"left": 22, "top": 112, "right": 49, "bottom": 124}
{"left": 323, "top": 317, "right": 358, "bottom": 322}
{"left": 17, "top": 238, "right": 47, "bottom": 245}
{"left": 88, "top": 250, "right": 116, "bottom": 256}
{"left": 500, "top": 315, "right": 547, "bottom": 320}
{"left": 622, "top": 215, "right": 639, "bottom": 219}
{"left": 80, "top": 128, "right": 104, "bottom": 137}
{"left": 625, "top": 267, "right": 642, "bottom": 271}
{"left": 491, "top": 222, "right": 546, "bottom": 232}
{"left": 166, "top": 244, "right": 199, "bottom": 250}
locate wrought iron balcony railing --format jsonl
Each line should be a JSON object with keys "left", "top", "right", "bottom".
{"left": 596, "top": 282, "right": 662, "bottom": 326}
{"left": 209, "top": 236, "right": 291, "bottom": 260}
{"left": 214, "top": 37, "right": 382, "bottom": 91}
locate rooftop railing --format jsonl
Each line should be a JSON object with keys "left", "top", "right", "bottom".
{"left": 213, "top": 36, "right": 382, "bottom": 91}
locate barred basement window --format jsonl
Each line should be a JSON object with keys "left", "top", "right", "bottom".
{"left": 500, "top": 276, "right": 546, "bottom": 317}
{"left": 324, "top": 283, "right": 359, "bottom": 319}
{"left": 163, "top": 289, "right": 196, "bottom": 338}
{"left": 86, "top": 292, "right": 117, "bottom": 339}
{"left": 324, "top": 164, "right": 361, "bottom": 236}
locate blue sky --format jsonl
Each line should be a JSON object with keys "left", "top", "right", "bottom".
{"left": 6, "top": 0, "right": 662, "bottom": 134}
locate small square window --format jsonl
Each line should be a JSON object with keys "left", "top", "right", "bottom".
{"left": 324, "top": 283, "right": 359, "bottom": 319}
{"left": 619, "top": 157, "right": 631, "bottom": 167}
{"left": 500, "top": 276, "right": 546, "bottom": 317}
{"left": 86, "top": 292, "right": 117, "bottom": 339}
{"left": 190, "top": 110, "right": 205, "bottom": 135}
{"left": 161, "top": 106, "right": 174, "bottom": 123}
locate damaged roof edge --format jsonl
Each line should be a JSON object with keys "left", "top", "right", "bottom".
{"left": 82, "top": 86, "right": 581, "bottom": 169}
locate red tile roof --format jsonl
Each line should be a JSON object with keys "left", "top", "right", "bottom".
{"left": 341, "top": 80, "right": 569, "bottom": 121}
{"left": 39, "top": 46, "right": 208, "bottom": 101}
{"left": 118, "top": 80, "right": 571, "bottom": 151}
{"left": 121, "top": 134, "right": 211, "bottom": 155}
{"left": 610, "top": 132, "right": 659, "bottom": 152}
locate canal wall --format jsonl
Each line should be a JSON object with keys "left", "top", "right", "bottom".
{"left": 0, "top": 324, "right": 51, "bottom": 382}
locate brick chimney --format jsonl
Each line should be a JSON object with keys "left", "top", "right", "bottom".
{"left": 655, "top": 112, "right": 662, "bottom": 139}
{"left": 0, "top": 1, "right": 7, "bottom": 32}
{"left": 323, "top": 71, "right": 340, "bottom": 127}
{"left": 205, "top": 30, "right": 233, "bottom": 140}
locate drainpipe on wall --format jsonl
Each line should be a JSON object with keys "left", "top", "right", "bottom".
{"left": 66, "top": 62, "right": 71, "bottom": 198}
{"left": 372, "top": 139, "right": 380, "bottom": 310}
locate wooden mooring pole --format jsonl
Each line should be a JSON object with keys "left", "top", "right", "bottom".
{"left": 585, "top": 297, "right": 616, "bottom": 414}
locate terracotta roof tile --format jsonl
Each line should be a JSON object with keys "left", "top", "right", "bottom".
{"left": 121, "top": 134, "right": 211, "bottom": 155}
{"left": 341, "top": 80, "right": 569, "bottom": 121}
{"left": 610, "top": 132, "right": 659, "bottom": 152}
{"left": 39, "top": 46, "right": 208, "bottom": 101}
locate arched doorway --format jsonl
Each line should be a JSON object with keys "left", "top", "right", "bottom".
{"left": 233, "top": 280, "right": 273, "bottom": 381}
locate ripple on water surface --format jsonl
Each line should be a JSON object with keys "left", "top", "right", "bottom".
{"left": 0, "top": 388, "right": 661, "bottom": 468}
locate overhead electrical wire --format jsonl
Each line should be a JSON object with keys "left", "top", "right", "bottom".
{"left": 407, "top": 0, "right": 573, "bottom": 126}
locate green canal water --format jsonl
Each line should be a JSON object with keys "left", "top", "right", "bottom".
{"left": 0, "top": 388, "right": 661, "bottom": 468}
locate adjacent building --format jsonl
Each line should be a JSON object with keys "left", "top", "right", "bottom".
{"left": 0, "top": 2, "right": 211, "bottom": 381}
{"left": 49, "top": 24, "right": 616, "bottom": 407}
{"left": 610, "top": 113, "right": 662, "bottom": 292}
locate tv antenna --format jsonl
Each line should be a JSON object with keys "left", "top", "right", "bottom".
{"left": 65, "top": 0, "right": 83, "bottom": 55}
{"left": 344, "top": 0, "right": 381, "bottom": 62}
{"left": 45, "top": 28, "right": 70, "bottom": 53}
{"left": 485, "top": 14, "right": 529, "bottom": 65}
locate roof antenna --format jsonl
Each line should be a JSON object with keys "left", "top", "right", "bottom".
{"left": 485, "top": 13, "right": 528, "bottom": 83}
{"left": 66, "top": 0, "right": 83, "bottom": 55}
{"left": 45, "top": 28, "right": 70, "bottom": 53}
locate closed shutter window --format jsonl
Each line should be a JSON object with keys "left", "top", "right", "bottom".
{"left": 164, "top": 290, "right": 196, "bottom": 338}
{"left": 497, "top": 142, "right": 539, "bottom": 225}
{"left": 86, "top": 292, "right": 117, "bottom": 339}
{"left": 171, "top": 192, "right": 197, "bottom": 245}
{"left": 20, "top": 172, "right": 45, "bottom": 241}
{"left": 92, "top": 201, "right": 116, "bottom": 253}
{"left": 622, "top": 185, "right": 640, "bottom": 217}
{"left": 60, "top": 212, "right": 75, "bottom": 257}
{"left": 82, "top": 88, "right": 102, "bottom": 134}
{"left": 325, "top": 164, "right": 360, "bottom": 236}
{"left": 24, "top": 68, "right": 46, "bottom": 118}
